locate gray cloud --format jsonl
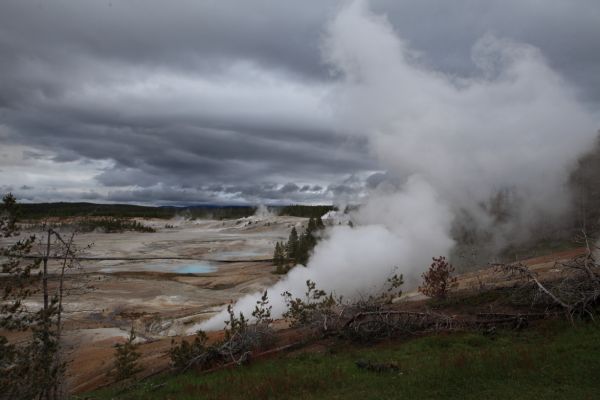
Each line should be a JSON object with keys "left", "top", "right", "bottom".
{"left": 279, "top": 183, "right": 300, "bottom": 194}
{"left": 1, "top": 0, "right": 599, "bottom": 204}
{"left": 365, "top": 172, "right": 387, "bottom": 189}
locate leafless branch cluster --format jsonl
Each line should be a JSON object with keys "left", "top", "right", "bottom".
{"left": 342, "top": 308, "right": 561, "bottom": 342}
{"left": 278, "top": 266, "right": 570, "bottom": 343}
{"left": 170, "top": 291, "right": 275, "bottom": 373}
{"left": 343, "top": 310, "right": 454, "bottom": 341}
{"left": 492, "top": 231, "right": 600, "bottom": 321}
{"left": 279, "top": 271, "right": 406, "bottom": 339}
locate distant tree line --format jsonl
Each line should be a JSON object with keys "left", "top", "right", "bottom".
{"left": 18, "top": 202, "right": 335, "bottom": 221}
{"left": 19, "top": 202, "right": 176, "bottom": 219}
{"left": 68, "top": 217, "right": 156, "bottom": 233}
{"left": 277, "top": 205, "right": 335, "bottom": 218}
{"left": 273, "top": 217, "right": 325, "bottom": 274}
{"left": 18, "top": 202, "right": 259, "bottom": 220}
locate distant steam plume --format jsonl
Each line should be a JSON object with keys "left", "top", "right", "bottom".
{"left": 198, "top": 0, "right": 597, "bottom": 331}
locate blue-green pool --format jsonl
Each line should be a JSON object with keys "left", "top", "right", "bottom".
{"left": 145, "top": 261, "right": 217, "bottom": 274}
{"left": 173, "top": 262, "right": 217, "bottom": 274}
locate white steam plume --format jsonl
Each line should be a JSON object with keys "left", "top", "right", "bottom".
{"left": 199, "top": 177, "right": 453, "bottom": 331}
{"left": 197, "top": 0, "right": 597, "bottom": 331}
{"left": 253, "top": 204, "right": 275, "bottom": 219}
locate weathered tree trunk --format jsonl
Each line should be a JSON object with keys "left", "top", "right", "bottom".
{"left": 42, "top": 229, "right": 51, "bottom": 311}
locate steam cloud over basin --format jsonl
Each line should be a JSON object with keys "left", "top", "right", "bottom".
{"left": 199, "top": 178, "right": 453, "bottom": 331}
{"left": 198, "top": 0, "right": 598, "bottom": 331}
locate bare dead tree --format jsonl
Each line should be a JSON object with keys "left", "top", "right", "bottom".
{"left": 28, "top": 226, "right": 91, "bottom": 399}
{"left": 492, "top": 232, "right": 600, "bottom": 322}
{"left": 1, "top": 195, "right": 92, "bottom": 400}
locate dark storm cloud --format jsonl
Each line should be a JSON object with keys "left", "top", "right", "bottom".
{"left": 0, "top": 1, "right": 335, "bottom": 83}
{"left": 1, "top": 0, "right": 599, "bottom": 204}
{"left": 106, "top": 186, "right": 217, "bottom": 205}
{"left": 279, "top": 183, "right": 300, "bottom": 194}
{"left": 103, "top": 182, "right": 330, "bottom": 206}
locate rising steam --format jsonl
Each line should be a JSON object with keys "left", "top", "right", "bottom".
{"left": 198, "top": 0, "right": 597, "bottom": 331}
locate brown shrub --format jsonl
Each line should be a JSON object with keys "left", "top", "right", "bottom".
{"left": 419, "top": 257, "right": 457, "bottom": 300}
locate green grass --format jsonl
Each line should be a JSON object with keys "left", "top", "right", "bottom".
{"left": 89, "top": 321, "right": 600, "bottom": 400}
{"left": 427, "top": 288, "right": 507, "bottom": 309}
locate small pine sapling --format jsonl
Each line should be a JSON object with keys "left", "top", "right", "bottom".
{"left": 112, "top": 326, "right": 142, "bottom": 382}
{"left": 251, "top": 290, "right": 272, "bottom": 326}
{"left": 169, "top": 330, "right": 213, "bottom": 371}
{"left": 282, "top": 280, "right": 336, "bottom": 328}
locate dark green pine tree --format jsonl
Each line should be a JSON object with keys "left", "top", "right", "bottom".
{"left": 286, "top": 227, "right": 299, "bottom": 262}
{"left": 273, "top": 241, "right": 286, "bottom": 270}
{"left": 296, "top": 217, "right": 322, "bottom": 266}
{"left": 296, "top": 234, "right": 309, "bottom": 266}
{"left": 316, "top": 216, "right": 325, "bottom": 230}
{"left": 306, "top": 217, "right": 316, "bottom": 234}
{"left": 112, "top": 326, "right": 142, "bottom": 382}
{"left": 281, "top": 240, "right": 290, "bottom": 268}
{"left": 274, "top": 217, "right": 326, "bottom": 272}
{"left": 273, "top": 242, "right": 281, "bottom": 266}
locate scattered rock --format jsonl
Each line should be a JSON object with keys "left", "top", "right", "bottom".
{"left": 355, "top": 359, "right": 400, "bottom": 373}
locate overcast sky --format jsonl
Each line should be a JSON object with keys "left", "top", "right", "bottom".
{"left": 1, "top": 0, "right": 599, "bottom": 205}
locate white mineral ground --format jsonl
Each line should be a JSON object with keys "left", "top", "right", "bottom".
{"left": 20, "top": 216, "right": 308, "bottom": 331}
{"left": 1, "top": 216, "right": 306, "bottom": 386}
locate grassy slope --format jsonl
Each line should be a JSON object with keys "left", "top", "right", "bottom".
{"left": 90, "top": 321, "right": 600, "bottom": 400}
